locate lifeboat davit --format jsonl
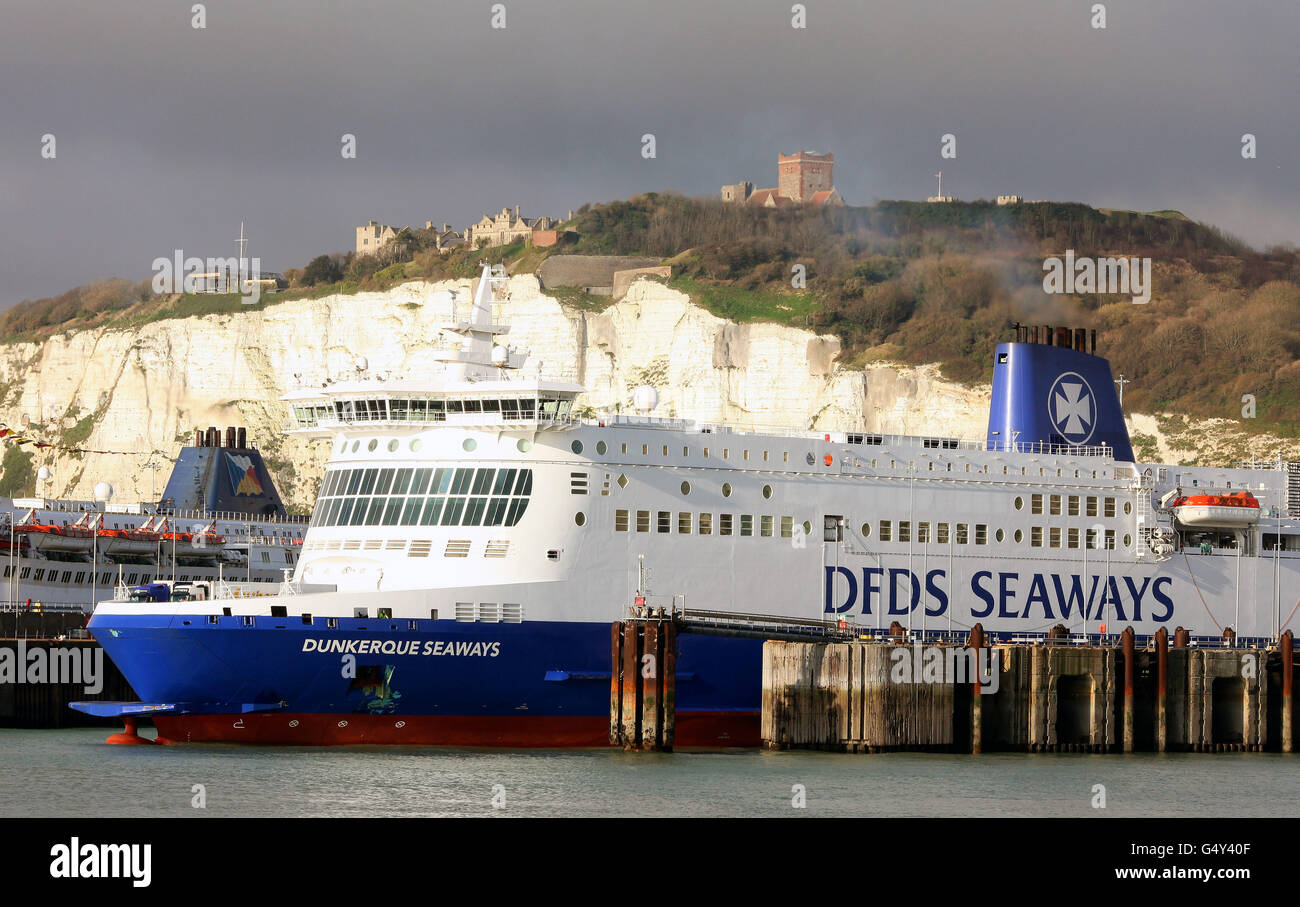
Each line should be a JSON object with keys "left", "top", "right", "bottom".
{"left": 1171, "top": 491, "right": 1260, "bottom": 528}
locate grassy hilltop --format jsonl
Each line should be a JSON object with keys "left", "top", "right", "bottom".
{"left": 7, "top": 193, "right": 1300, "bottom": 440}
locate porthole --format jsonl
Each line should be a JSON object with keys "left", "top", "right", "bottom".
{"left": 1014, "top": 529, "right": 1023, "bottom": 543}
{"left": 1014, "top": 496, "right": 1023, "bottom": 511}
{"left": 803, "top": 521, "right": 812, "bottom": 536}
{"left": 463, "top": 438, "right": 477, "bottom": 452}
{"left": 350, "top": 440, "right": 360, "bottom": 453}
{"left": 367, "top": 439, "right": 378, "bottom": 452}
{"left": 596, "top": 440, "right": 607, "bottom": 455}
{"left": 1123, "top": 501, "right": 1132, "bottom": 515}
{"left": 995, "top": 528, "right": 1005, "bottom": 542}
{"left": 571, "top": 440, "right": 584, "bottom": 454}
{"left": 861, "top": 522, "right": 871, "bottom": 538}
{"left": 722, "top": 483, "right": 732, "bottom": 498}
{"left": 517, "top": 438, "right": 532, "bottom": 453}
{"left": 1123, "top": 533, "right": 1132, "bottom": 548}
{"left": 409, "top": 438, "right": 422, "bottom": 452}
{"left": 762, "top": 484, "right": 772, "bottom": 499}
{"left": 575, "top": 512, "right": 586, "bottom": 527}
{"left": 617, "top": 473, "right": 628, "bottom": 488}
{"left": 387, "top": 439, "right": 399, "bottom": 452}
{"left": 680, "top": 481, "right": 691, "bottom": 495}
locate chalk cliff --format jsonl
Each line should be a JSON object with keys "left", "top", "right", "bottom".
{"left": 0, "top": 275, "right": 1281, "bottom": 510}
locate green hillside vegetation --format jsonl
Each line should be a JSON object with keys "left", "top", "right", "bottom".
{"left": 6, "top": 193, "right": 1300, "bottom": 437}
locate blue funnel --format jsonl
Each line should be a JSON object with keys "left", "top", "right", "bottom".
{"left": 986, "top": 340, "right": 1133, "bottom": 461}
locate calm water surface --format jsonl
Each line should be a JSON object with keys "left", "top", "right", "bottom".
{"left": 0, "top": 728, "right": 1294, "bottom": 818}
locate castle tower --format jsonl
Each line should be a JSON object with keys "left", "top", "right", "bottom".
{"left": 778, "top": 150, "right": 834, "bottom": 203}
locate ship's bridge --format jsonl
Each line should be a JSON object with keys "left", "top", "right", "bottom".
{"left": 283, "top": 377, "right": 585, "bottom": 436}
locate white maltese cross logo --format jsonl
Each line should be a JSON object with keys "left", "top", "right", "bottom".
{"left": 1049, "top": 372, "right": 1095, "bottom": 443}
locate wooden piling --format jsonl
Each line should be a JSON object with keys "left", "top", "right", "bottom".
{"left": 640, "top": 622, "right": 660, "bottom": 748}
{"left": 1122, "top": 628, "right": 1135, "bottom": 753}
{"left": 969, "top": 624, "right": 984, "bottom": 754}
{"left": 1154, "top": 627, "right": 1168, "bottom": 753}
{"left": 620, "top": 622, "right": 639, "bottom": 745}
{"left": 609, "top": 619, "right": 676, "bottom": 751}
{"left": 1283, "top": 631, "right": 1294, "bottom": 755}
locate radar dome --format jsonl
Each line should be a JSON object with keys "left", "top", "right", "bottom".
{"left": 93, "top": 482, "right": 114, "bottom": 502}
{"left": 633, "top": 385, "right": 659, "bottom": 413}
{"left": 37, "top": 466, "right": 51, "bottom": 482}
{"left": 354, "top": 356, "right": 368, "bottom": 372}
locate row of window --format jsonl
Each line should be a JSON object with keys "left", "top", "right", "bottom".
{"left": 569, "top": 438, "right": 1111, "bottom": 480}
{"left": 311, "top": 468, "right": 534, "bottom": 528}
{"left": 613, "top": 510, "right": 806, "bottom": 538}
{"left": 1, "top": 566, "right": 231, "bottom": 585}
{"left": 301, "top": 396, "right": 573, "bottom": 428}
{"left": 321, "top": 466, "right": 532, "bottom": 500}
{"left": 311, "top": 494, "right": 530, "bottom": 529}
{"left": 863, "top": 520, "right": 1126, "bottom": 550}
{"left": 1019, "top": 494, "right": 1127, "bottom": 518}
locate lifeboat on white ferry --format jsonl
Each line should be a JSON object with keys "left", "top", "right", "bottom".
{"left": 12, "top": 510, "right": 95, "bottom": 553}
{"left": 156, "top": 517, "right": 225, "bottom": 558}
{"left": 1171, "top": 491, "right": 1261, "bottom": 528}
{"left": 97, "top": 515, "right": 162, "bottom": 556}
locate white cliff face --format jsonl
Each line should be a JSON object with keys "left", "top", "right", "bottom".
{"left": 0, "top": 276, "right": 1279, "bottom": 510}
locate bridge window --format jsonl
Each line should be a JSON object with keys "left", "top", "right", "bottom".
{"left": 699, "top": 513, "right": 713, "bottom": 535}
{"left": 937, "top": 523, "right": 949, "bottom": 544}
{"left": 636, "top": 511, "right": 650, "bottom": 532}
{"left": 1086, "top": 496, "right": 1098, "bottom": 517}
{"left": 1031, "top": 494, "right": 1043, "bottom": 515}
{"left": 615, "top": 510, "right": 629, "bottom": 531}
{"left": 720, "top": 514, "right": 733, "bottom": 536}
{"left": 955, "top": 524, "right": 968, "bottom": 544}
{"left": 879, "top": 520, "right": 892, "bottom": 542}
{"left": 1104, "top": 498, "right": 1116, "bottom": 518}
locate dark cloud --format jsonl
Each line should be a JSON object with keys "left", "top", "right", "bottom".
{"left": 1, "top": 0, "right": 1295, "bottom": 307}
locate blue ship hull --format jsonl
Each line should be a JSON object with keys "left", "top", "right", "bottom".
{"left": 85, "top": 612, "right": 762, "bottom": 746}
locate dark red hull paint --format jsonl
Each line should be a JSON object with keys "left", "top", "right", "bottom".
{"left": 152, "top": 710, "right": 761, "bottom": 748}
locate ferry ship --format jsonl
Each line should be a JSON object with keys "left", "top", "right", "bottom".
{"left": 75, "top": 265, "right": 1300, "bottom": 747}
{"left": 5, "top": 427, "right": 306, "bottom": 611}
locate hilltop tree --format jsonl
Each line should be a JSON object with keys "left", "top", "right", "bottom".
{"left": 301, "top": 254, "right": 343, "bottom": 286}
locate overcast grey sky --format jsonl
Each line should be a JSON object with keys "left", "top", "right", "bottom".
{"left": 1, "top": 0, "right": 1295, "bottom": 307}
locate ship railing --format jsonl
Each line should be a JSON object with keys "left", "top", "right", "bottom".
{"left": 158, "top": 507, "right": 309, "bottom": 525}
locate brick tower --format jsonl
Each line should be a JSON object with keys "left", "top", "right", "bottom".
{"left": 778, "top": 151, "right": 834, "bottom": 203}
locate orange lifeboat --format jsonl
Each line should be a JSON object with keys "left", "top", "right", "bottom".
{"left": 12, "top": 511, "right": 95, "bottom": 552}
{"left": 1171, "top": 491, "right": 1260, "bottom": 528}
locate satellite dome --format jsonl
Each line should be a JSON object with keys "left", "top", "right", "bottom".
{"left": 354, "top": 356, "right": 369, "bottom": 372}
{"left": 37, "top": 466, "right": 51, "bottom": 482}
{"left": 93, "top": 482, "right": 114, "bottom": 502}
{"left": 633, "top": 385, "right": 659, "bottom": 413}
{"left": 491, "top": 346, "right": 508, "bottom": 366}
